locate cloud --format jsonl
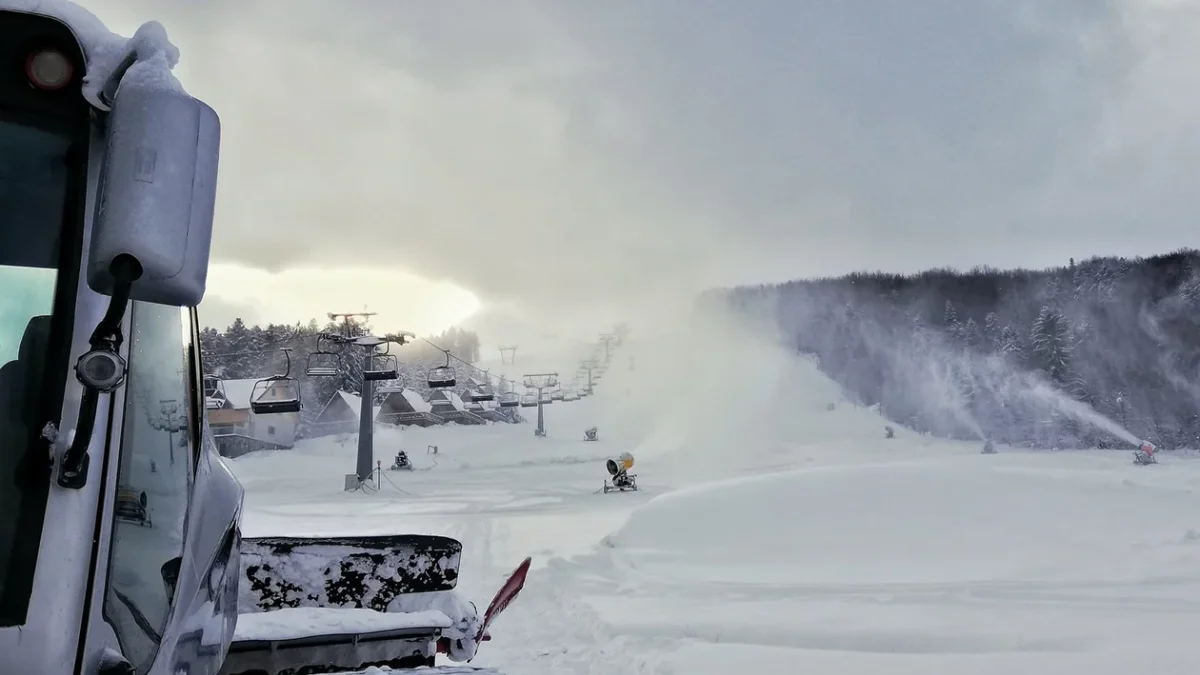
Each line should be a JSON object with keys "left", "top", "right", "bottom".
{"left": 82, "top": 0, "right": 1200, "bottom": 339}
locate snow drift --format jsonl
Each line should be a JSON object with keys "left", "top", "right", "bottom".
{"left": 608, "top": 455, "right": 1200, "bottom": 587}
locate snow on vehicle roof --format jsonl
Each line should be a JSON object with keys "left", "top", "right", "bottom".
{"left": 1, "top": 0, "right": 184, "bottom": 109}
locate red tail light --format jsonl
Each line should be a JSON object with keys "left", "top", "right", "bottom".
{"left": 25, "top": 48, "right": 73, "bottom": 90}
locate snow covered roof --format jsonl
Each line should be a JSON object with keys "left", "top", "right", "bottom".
{"left": 0, "top": 0, "right": 185, "bottom": 109}
{"left": 213, "top": 378, "right": 299, "bottom": 412}
{"left": 218, "top": 379, "right": 260, "bottom": 410}
{"left": 401, "top": 388, "right": 432, "bottom": 413}
{"left": 336, "top": 391, "right": 383, "bottom": 421}
{"left": 428, "top": 390, "right": 466, "bottom": 411}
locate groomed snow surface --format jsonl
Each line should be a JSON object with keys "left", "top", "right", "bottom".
{"left": 228, "top": 320, "right": 1200, "bottom": 675}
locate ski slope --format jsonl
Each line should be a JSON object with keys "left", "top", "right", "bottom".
{"left": 227, "top": 317, "right": 1200, "bottom": 675}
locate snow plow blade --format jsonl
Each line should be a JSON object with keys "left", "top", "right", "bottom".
{"left": 219, "top": 534, "right": 464, "bottom": 674}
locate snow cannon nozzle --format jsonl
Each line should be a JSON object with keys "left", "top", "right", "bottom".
{"left": 605, "top": 452, "right": 634, "bottom": 476}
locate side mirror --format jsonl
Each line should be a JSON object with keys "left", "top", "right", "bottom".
{"left": 87, "top": 79, "right": 221, "bottom": 307}
{"left": 160, "top": 556, "right": 182, "bottom": 601}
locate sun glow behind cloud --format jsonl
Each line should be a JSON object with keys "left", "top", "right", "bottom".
{"left": 201, "top": 263, "right": 481, "bottom": 335}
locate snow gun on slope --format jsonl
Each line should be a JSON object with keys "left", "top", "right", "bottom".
{"left": 0, "top": 5, "right": 529, "bottom": 673}
{"left": 602, "top": 452, "right": 639, "bottom": 493}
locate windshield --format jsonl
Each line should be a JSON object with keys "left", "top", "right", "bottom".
{"left": 0, "top": 113, "right": 86, "bottom": 626}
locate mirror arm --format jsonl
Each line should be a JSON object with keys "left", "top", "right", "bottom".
{"left": 90, "top": 255, "right": 142, "bottom": 350}
{"left": 58, "top": 255, "right": 143, "bottom": 490}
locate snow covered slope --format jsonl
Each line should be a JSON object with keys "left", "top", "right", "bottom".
{"left": 228, "top": 310, "right": 1200, "bottom": 675}
{"left": 561, "top": 450, "right": 1200, "bottom": 675}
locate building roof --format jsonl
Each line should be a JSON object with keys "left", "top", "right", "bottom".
{"left": 217, "top": 378, "right": 261, "bottom": 410}
{"left": 335, "top": 390, "right": 383, "bottom": 421}
{"left": 428, "top": 389, "right": 467, "bottom": 411}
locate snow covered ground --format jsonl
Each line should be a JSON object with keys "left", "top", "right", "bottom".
{"left": 226, "top": 318, "right": 1200, "bottom": 675}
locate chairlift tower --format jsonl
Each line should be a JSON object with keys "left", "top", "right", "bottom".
{"left": 328, "top": 310, "right": 377, "bottom": 339}
{"left": 148, "top": 398, "right": 186, "bottom": 467}
{"left": 318, "top": 328, "right": 414, "bottom": 483}
{"left": 352, "top": 335, "right": 388, "bottom": 481}
{"left": 499, "top": 345, "right": 517, "bottom": 365}
{"left": 523, "top": 372, "right": 559, "bottom": 437}
{"left": 579, "top": 359, "right": 599, "bottom": 395}
{"left": 599, "top": 333, "right": 618, "bottom": 363}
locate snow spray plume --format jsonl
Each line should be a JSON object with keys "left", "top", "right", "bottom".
{"left": 1138, "top": 306, "right": 1200, "bottom": 408}
{"left": 591, "top": 292, "right": 805, "bottom": 476}
{"left": 737, "top": 284, "right": 1141, "bottom": 448}
{"left": 785, "top": 287, "right": 988, "bottom": 441}
{"left": 873, "top": 320, "right": 1140, "bottom": 447}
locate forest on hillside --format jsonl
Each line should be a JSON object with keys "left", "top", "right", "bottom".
{"left": 199, "top": 316, "right": 488, "bottom": 426}
{"left": 712, "top": 249, "right": 1200, "bottom": 450}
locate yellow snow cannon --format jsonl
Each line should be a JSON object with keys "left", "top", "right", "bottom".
{"left": 603, "top": 452, "right": 638, "bottom": 492}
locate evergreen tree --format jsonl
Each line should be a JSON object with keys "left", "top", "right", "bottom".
{"left": 983, "top": 312, "right": 1001, "bottom": 347}
{"left": 1031, "top": 306, "right": 1071, "bottom": 385}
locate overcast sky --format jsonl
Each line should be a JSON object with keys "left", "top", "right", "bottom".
{"left": 82, "top": 0, "right": 1200, "bottom": 350}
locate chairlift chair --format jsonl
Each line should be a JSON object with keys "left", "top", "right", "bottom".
{"left": 427, "top": 349, "right": 457, "bottom": 389}
{"left": 376, "top": 376, "right": 405, "bottom": 394}
{"left": 202, "top": 375, "right": 223, "bottom": 397}
{"left": 305, "top": 334, "right": 340, "bottom": 377}
{"left": 202, "top": 375, "right": 225, "bottom": 410}
{"left": 250, "top": 349, "right": 302, "bottom": 415}
{"left": 470, "top": 382, "right": 495, "bottom": 402}
{"left": 520, "top": 393, "right": 537, "bottom": 408}
{"left": 498, "top": 392, "right": 520, "bottom": 408}
{"left": 364, "top": 353, "right": 399, "bottom": 381}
